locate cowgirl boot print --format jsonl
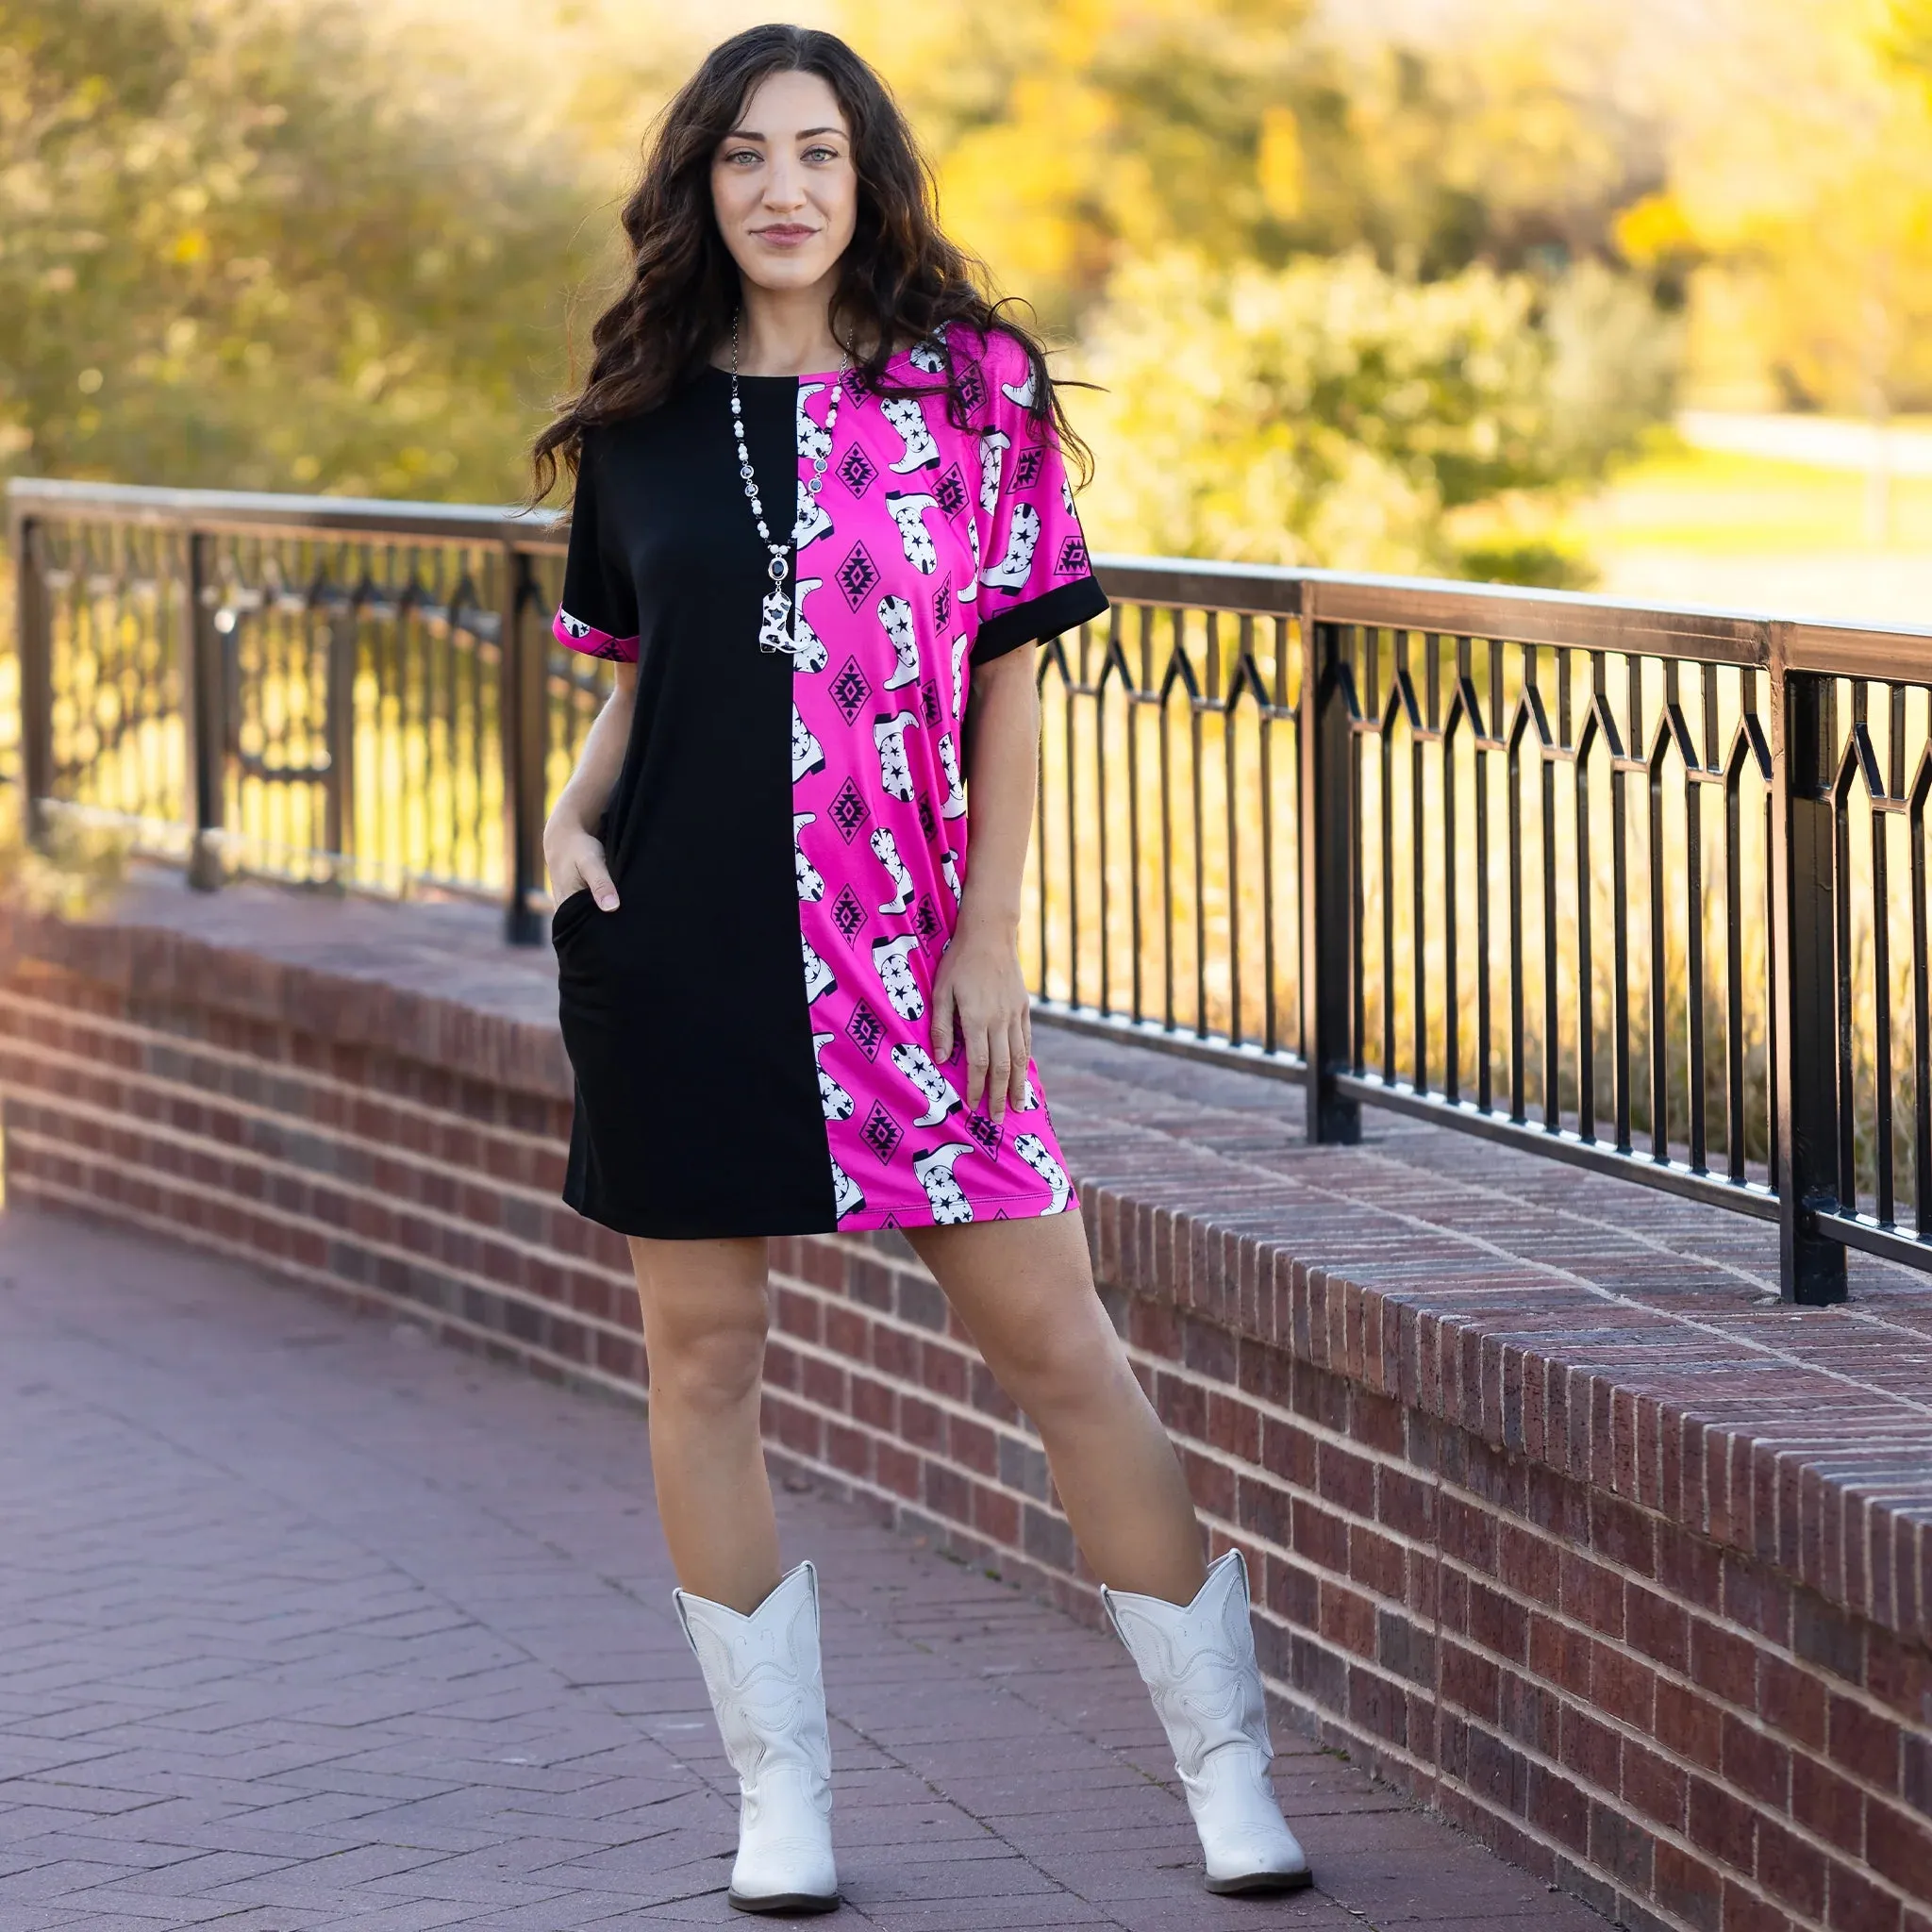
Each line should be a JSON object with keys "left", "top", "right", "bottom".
{"left": 874, "top": 711, "right": 918, "bottom": 803}
{"left": 792, "top": 705, "right": 826, "bottom": 782}
{"left": 811, "top": 1032, "right": 854, "bottom": 1122}
{"left": 793, "top": 476, "right": 834, "bottom": 549}
{"left": 1010, "top": 1131, "right": 1073, "bottom": 1214}
{"left": 829, "top": 1155, "right": 865, "bottom": 1221}
{"left": 877, "top": 594, "right": 921, "bottom": 691}
{"left": 911, "top": 1141, "right": 975, "bottom": 1224}
{"left": 937, "top": 733, "right": 968, "bottom": 820}
{"left": 884, "top": 491, "right": 941, "bottom": 574}
{"left": 794, "top": 814, "right": 825, "bottom": 903}
{"left": 949, "top": 632, "right": 970, "bottom": 717}
{"left": 890, "top": 1041, "right": 963, "bottom": 1127}
{"left": 871, "top": 935, "right": 924, "bottom": 1021}
{"left": 1100, "top": 1549, "right": 1312, "bottom": 1896}
{"left": 673, "top": 1560, "right": 841, "bottom": 1914}
{"left": 869, "top": 824, "right": 916, "bottom": 914}
{"left": 791, "top": 578, "right": 827, "bottom": 672}
{"left": 881, "top": 395, "right": 940, "bottom": 473}
{"left": 980, "top": 503, "right": 1041, "bottom": 591}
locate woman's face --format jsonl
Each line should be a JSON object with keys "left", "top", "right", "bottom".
{"left": 710, "top": 69, "right": 858, "bottom": 299}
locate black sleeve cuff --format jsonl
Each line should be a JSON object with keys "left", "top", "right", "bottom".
{"left": 971, "top": 574, "right": 1111, "bottom": 664}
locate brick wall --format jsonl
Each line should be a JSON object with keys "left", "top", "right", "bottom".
{"left": 2, "top": 884, "right": 1926, "bottom": 1932}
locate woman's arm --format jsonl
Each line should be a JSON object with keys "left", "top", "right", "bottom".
{"left": 542, "top": 661, "right": 638, "bottom": 910}
{"left": 930, "top": 645, "right": 1038, "bottom": 1121}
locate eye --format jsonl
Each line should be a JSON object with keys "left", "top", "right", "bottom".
{"left": 803, "top": 144, "right": 841, "bottom": 164}
{"left": 722, "top": 146, "right": 761, "bottom": 167}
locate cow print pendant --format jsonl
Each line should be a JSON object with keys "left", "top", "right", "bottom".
{"left": 758, "top": 584, "right": 793, "bottom": 656}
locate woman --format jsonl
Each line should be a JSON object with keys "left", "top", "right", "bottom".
{"left": 534, "top": 24, "right": 1310, "bottom": 1914}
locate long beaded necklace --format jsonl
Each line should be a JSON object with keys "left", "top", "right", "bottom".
{"left": 730, "top": 310, "right": 848, "bottom": 657}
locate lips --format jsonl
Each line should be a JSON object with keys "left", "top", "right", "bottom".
{"left": 755, "top": 225, "right": 817, "bottom": 242}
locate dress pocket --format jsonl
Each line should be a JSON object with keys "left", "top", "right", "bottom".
{"left": 550, "top": 888, "right": 599, "bottom": 946}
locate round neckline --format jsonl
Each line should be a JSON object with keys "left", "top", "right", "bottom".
{"left": 702, "top": 363, "right": 851, "bottom": 384}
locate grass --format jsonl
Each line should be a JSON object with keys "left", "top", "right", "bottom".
{"left": 1578, "top": 439, "right": 1932, "bottom": 558}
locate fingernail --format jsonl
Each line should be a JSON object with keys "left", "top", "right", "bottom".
{"left": 596, "top": 893, "right": 618, "bottom": 909}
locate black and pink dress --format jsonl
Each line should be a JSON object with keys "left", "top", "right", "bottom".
{"left": 550, "top": 325, "right": 1108, "bottom": 1239}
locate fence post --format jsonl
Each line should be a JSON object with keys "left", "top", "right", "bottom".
{"left": 1299, "top": 589, "right": 1361, "bottom": 1143}
{"left": 322, "top": 597, "right": 357, "bottom": 879}
{"left": 11, "top": 508, "right": 52, "bottom": 843}
{"left": 185, "top": 529, "right": 225, "bottom": 891}
{"left": 499, "top": 543, "right": 545, "bottom": 945}
{"left": 1769, "top": 624, "right": 1847, "bottom": 1305}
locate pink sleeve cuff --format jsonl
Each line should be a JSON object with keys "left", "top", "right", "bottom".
{"left": 553, "top": 608, "right": 639, "bottom": 662}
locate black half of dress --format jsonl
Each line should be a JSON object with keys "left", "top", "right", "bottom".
{"left": 552, "top": 371, "right": 837, "bottom": 1238}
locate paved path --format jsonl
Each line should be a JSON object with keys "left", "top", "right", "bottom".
{"left": 0, "top": 1208, "right": 1608, "bottom": 1932}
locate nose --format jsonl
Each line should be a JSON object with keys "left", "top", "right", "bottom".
{"left": 762, "top": 156, "right": 808, "bottom": 212}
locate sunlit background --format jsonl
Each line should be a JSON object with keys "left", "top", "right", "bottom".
{"left": 5, "top": 0, "right": 1932, "bottom": 616}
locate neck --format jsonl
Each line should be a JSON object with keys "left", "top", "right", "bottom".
{"left": 731, "top": 275, "right": 848, "bottom": 376}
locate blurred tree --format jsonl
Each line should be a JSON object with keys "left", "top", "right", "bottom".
{"left": 845, "top": 0, "right": 1667, "bottom": 329}
{"left": 1890, "top": 0, "right": 1932, "bottom": 76}
{"left": 1073, "top": 250, "right": 1674, "bottom": 582}
{"left": 1618, "top": 0, "right": 1932, "bottom": 414}
{"left": 0, "top": 0, "right": 591, "bottom": 498}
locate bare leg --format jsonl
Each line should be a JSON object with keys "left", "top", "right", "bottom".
{"left": 908, "top": 1213, "right": 1206, "bottom": 1605}
{"left": 627, "top": 1234, "right": 781, "bottom": 1614}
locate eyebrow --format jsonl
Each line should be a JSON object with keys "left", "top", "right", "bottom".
{"left": 722, "top": 125, "right": 846, "bottom": 142}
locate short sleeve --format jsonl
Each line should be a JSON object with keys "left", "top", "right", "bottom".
{"left": 966, "top": 328, "right": 1109, "bottom": 665}
{"left": 552, "top": 431, "right": 640, "bottom": 662}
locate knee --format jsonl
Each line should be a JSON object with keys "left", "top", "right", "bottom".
{"left": 647, "top": 1307, "right": 770, "bottom": 1412}
{"left": 998, "top": 1302, "right": 1130, "bottom": 1424}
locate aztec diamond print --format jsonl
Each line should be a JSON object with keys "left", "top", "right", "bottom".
{"left": 831, "top": 883, "right": 867, "bottom": 944}
{"left": 828, "top": 776, "right": 870, "bottom": 842}
{"left": 936, "top": 464, "right": 969, "bottom": 521}
{"left": 838, "top": 444, "right": 878, "bottom": 497}
{"left": 830, "top": 657, "right": 873, "bottom": 724}
{"left": 1057, "top": 535, "right": 1089, "bottom": 575}
{"left": 845, "top": 1000, "right": 887, "bottom": 1059}
{"left": 860, "top": 1101, "right": 905, "bottom": 1164}
{"left": 837, "top": 541, "right": 880, "bottom": 608}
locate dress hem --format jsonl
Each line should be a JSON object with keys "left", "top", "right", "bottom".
{"left": 562, "top": 1189, "right": 1079, "bottom": 1241}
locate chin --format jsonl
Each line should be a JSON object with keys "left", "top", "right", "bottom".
{"left": 739, "top": 257, "right": 835, "bottom": 292}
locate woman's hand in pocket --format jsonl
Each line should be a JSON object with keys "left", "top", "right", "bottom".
{"left": 543, "top": 813, "right": 619, "bottom": 911}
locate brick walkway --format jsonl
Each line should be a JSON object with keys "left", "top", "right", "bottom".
{"left": 0, "top": 1209, "right": 1613, "bottom": 1932}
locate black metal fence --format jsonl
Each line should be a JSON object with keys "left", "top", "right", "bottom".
{"left": 11, "top": 476, "right": 1932, "bottom": 1303}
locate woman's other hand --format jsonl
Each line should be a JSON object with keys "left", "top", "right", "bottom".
{"left": 930, "top": 912, "right": 1031, "bottom": 1122}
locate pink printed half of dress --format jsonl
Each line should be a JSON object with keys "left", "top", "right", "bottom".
{"left": 789, "top": 328, "right": 1087, "bottom": 1229}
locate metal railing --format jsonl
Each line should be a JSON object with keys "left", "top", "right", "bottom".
{"left": 11, "top": 475, "right": 1932, "bottom": 1303}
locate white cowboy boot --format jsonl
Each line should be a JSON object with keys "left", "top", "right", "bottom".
{"left": 673, "top": 1559, "right": 840, "bottom": 1914}
{"left": 1101, "top": 1548, "right": 1313, "bottom": 1895}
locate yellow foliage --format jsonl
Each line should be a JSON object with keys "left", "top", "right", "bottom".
{"left": 1649, "top": 0, "right": 1932, "bottom": 408}
{"left": 1256, "top": 106, "right": 1305, "bottom": 223}
{"left": 1613, "top": 192, "right": 1698, "bottom": 268}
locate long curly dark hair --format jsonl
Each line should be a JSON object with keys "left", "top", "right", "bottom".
{"left": 530, "top": 24, "right": 1090, "bottom": 502}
